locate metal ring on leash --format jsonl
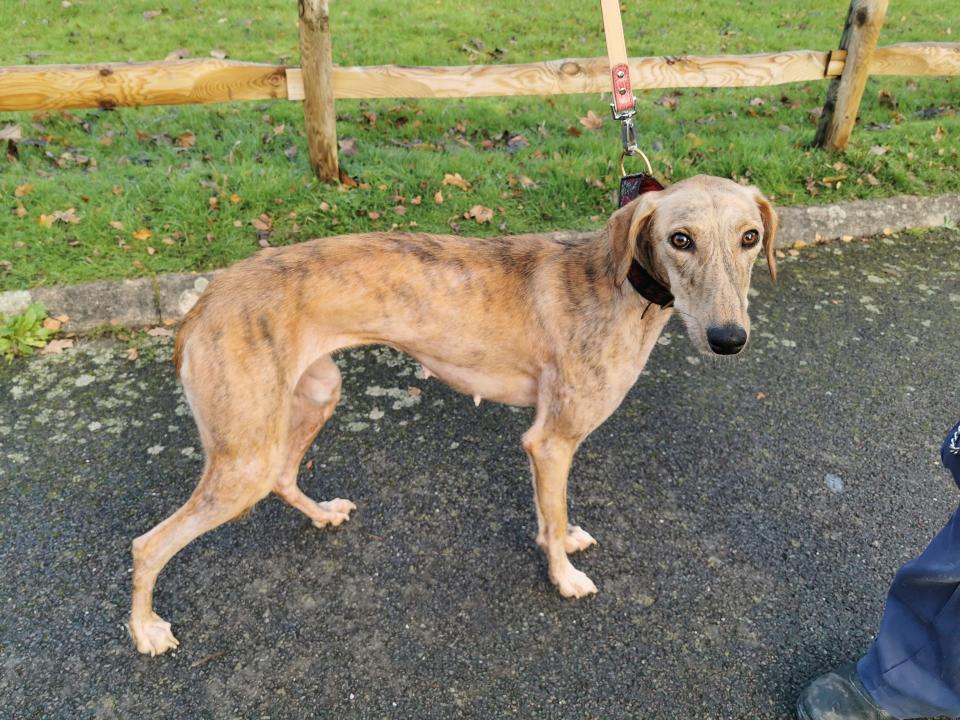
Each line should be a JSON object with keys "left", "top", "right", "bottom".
{"left": 620, "top": 148, "right": 653, "bottom": 178}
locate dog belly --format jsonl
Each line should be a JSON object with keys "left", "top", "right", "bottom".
{"left": 412, "top": 354, "right": 538, "bottom": 407}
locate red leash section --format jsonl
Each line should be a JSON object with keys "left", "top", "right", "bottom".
{"left": 600, "top": 0, "right": 636, "bottom": 116}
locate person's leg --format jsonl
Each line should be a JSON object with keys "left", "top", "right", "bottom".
{"left": 800, "top": 420, "right": 960, "bottom": 720}
{"left": 857, "top": 504, "right": 960, "bottom": 718}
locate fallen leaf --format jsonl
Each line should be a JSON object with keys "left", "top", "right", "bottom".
{"left": 284, "top": 145, "right": 298, "bottom": 159}
{"left": 578, "top": 110, "right": 603, "bottom": 130}
{"left": 42, "top": 338, "right": 74, "bottom": 355}
{"left": 209, "top": 49, "right": 229, "bottom": 59}
{"left": 932, "top": 126, "right": 946, "bottom": 142}
{"left": 566, "top": 125, "right": 582, "bottom": 137}
{"left": 869, "top": 145, "right": 888, "bottom": 156}
{"left": 518, "top": 175, "right": 538, "bottom": 189}
{"left": 755, "top": 391, "right": 766, "bottom": 401}
{"left": 0, "top": 124, "right": 22, "bottom": 141}
{"left": 464, "top": 205, "right": 494, "bottom": 224}
{"left": 147, "top": 327, "right": 175, "bottom": 337}
{"left": 14, "top": 183, "right": 33, "bottom": 197}
{"left": 272, "top": 124, "right": 286, "bottom": 136}
{"left": 38, "top": 208, "right": 80, "bottom": 227}
{"left": 434, "top": 190, "right": 444, "bottom": 204}
{"left": 749, "top": 97, "right": 765, "bottom": 106}
{"left": 393, "top": 205, "right": 406, "bottom": 215}
{"left": 162, "top": 237, "right": 175, "bottom": 245}
{"left": 164, "top": 48, "right": 191, "bottom": 61}
{"left": 864, "top": 172, "right": 881, "bottom": 186}
{"left": 229, "top": 193, "right": 241, "bottom": 204}
{"left": 407, "top": 386, "right": 422, "bottom": 397}
{"left": 143, "top": 9, "right": 162, "bottom": 19}
{"left": 367, "top": 211, "right": 381, "bottom": 220}
{"left": 133, "top": 228, "right": 152, "bottom": 241}
{"left": 338, "top": 137, "right": 358, "bottom": 156}
{"left": 442, "top": 173, "right": 472, "bottom": 191}
{"left": 15, "top": 204, "right": 27, "bottom": 218}
{"left": 42, "top": 317, "right": 62, "bottom": 331}
{"left": 110, "top": 220, "right": 124, "bottom": 230}
{"left": 251, "top": 215, "right": 272, "bottom": 231}
{"left": 410, "top": 195, "right": 422, "bottom": 205}
{"left": 126, "top": 347, "right": 139, "bottom": 361}
{"left": 176, "top": 131, "right": 196, "bottom": 148}
{"left": 112, "top": 185, "right": 124, "bottom": 195}
{"left": 146, "top": 246, "right": 156, "bottom": 255}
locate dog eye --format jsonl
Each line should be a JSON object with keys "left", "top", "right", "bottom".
{"left": 669, "top": 232, "right": 693, "bottom": 250}
{"left": 742, "top": 230, "right": 760, "bottom": 247}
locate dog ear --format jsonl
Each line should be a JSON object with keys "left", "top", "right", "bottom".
{"left": 607, "top": 193, "right": 658, "bottom": 288}
{"left": 753, "top": 189, "right": 779, "bottom": 284}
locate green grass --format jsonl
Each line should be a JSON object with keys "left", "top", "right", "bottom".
{"left": 0, "top": 0, "right": 957, "bottom": 290}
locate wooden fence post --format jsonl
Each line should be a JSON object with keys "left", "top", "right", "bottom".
{"left": 298, "top": 0, "right": 339, "bottom": 181}
{"left": 813, "top": 0, "right": 889, "bottom": 150}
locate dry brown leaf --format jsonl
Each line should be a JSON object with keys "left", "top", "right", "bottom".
{"left": 272, "top": 124, "right": 286, "bottom": 135}
{"left": 110, "top": 220, "right": 124, "bottom": 230}
{"left": 15, "top": 204, "right": 27, "bottom": 218}
{"left": 133, "top": 228, "right": 153, "bottom": 241}
{"left": 176, "top": 131, "right": 196, "bottom": 148}
{"left": 229, "top": 193, "right": 241, "bottom": 204}
{"left": 39, "top": 208, "right": 80, "bottom": 226}
{"left": 146, "top": 246, "right": 156, "bottom": 255}
{"left": 143, "top": 9, "right": 162, "bottom": 19}
{"left": 42, "top": 317, "right": 62, "bottom": 331}
{"left": 434, "top": 190, "right": 444, "bottom": 204}
{"left": 932, "top": 126, "right": 946, "bottom": 142}
{"left": 112, "top": 185, "right": 124, "bottom": 195}
{"left": 367, "top": 211, "right": 381, "bottom": 220}
{"left": 126, "top": 347, "right": 139, "bottom": 361}
{"left": 518, "top": 175, "right": 538, "bottom": 189}
{"left": 464, "top": 205, "right": 494, "bottom": 224}
{"left": 407, "top": 386, "right": 422, "bottom": 397}
{"left": 164, "top": 48, "right": 190, "bottom": 61}
{"left": 42, "top": 338, "right": 74, "bottom": 355}
{"left": 14, "top": 183, "right": 33, "bottom": 197}
{"left": 319, "top": 201, "right": 330, "bottom": 211}
{"left": 251, "top": 214, "right": 272, "bottom": 231}
{"left": 147, "top": 327, "right": 175, "bottom": 337}
{"left": 393, "top": 205, "right": 406, "bottom": 215}
{"left": 442, "top": 173, "right": 472, "bottom": 191}
{"left": 578, "top": 110, "right": 603, "bottom": 130}
{"left": 864, "top": 173, "right": 881, "bottom": 186}
{"left": 338, "top": 137, "right": 358, "bottom": 156}
{"left": 410, "top": 195, "right": 422, "bottom": 206}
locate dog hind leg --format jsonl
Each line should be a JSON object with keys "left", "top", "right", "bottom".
{"left": 129, "top": 454, "right": 279, "bottom": 655}
{"left": 273, "top": 354, "right": 356, "bottom": 528}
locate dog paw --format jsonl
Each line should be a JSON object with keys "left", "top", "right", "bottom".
{"left": 311, "top": 498, "right": 357, "bottom": 528}
{"left": 128, "top": 612, "right": 180, "bottom": 656}
{"left": 564, "top": 526, "right": 597, "bottom": 554}
{"left": 552, "top": 565, "right": 598, "bottom": 599}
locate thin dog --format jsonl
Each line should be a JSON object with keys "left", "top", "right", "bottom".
{"left": 129, "top": 174, "right": 777, "bottom": 655}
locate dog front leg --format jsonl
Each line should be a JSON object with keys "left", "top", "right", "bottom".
{"left": 522, "top": 429, "right": 598, "bottom": 599}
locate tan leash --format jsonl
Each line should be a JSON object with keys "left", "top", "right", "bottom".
{"left": 599, "top": 0, "right": 653, "bottom": 176}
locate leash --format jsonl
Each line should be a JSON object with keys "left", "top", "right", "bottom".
{"left": 600, "top": 0, "right": 672, "bottom": 307}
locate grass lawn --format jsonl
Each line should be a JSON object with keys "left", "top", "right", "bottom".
{"left": 0, "top": 0, "right": 957, "bottom": 291}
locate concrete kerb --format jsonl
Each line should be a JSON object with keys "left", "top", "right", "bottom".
{"left": 2, "top": 192, "right": 957, "bottom": 332}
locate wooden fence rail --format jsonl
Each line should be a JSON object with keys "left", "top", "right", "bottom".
{"left": 2, "top": 43, "right": 957, "bottom": 113}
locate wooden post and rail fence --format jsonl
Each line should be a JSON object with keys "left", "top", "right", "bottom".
{"left": 0, "top": 0, "right": 957, "bottom": 181}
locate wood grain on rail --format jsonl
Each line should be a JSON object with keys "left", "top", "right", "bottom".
{"left": 0, "top": 59, "right": 288, "bottom": 112}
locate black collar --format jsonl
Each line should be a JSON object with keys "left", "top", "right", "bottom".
{"left": 618, "top": 172, "right": 673, "bottom": 308}
{"left": 627, "top": 260, "right": 673, "bottom": 307}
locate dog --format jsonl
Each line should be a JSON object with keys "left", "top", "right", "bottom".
{"left": 128, "top": 174, "right": 777, "bottom": 655}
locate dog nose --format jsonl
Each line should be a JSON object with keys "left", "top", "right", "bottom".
{"left": 706, "top": 324, "right": 747, "bottom": 355}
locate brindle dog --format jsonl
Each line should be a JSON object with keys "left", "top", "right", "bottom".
{"left": 129, "top": 174, "right": 777, "bottom": 655}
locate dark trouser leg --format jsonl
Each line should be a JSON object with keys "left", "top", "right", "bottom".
{"left": 858, "top": 504, "right": 960, "bottom": 719}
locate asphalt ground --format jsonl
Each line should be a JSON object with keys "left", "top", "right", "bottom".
{"left": 1, "top": 229, "right": 959, "bottom": 719}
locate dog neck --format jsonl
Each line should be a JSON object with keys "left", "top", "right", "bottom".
{"left": 626, "top": 259, "right": 673, "bottom": 308}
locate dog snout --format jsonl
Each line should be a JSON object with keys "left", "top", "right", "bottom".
{"left": 706, "top": 324, "right": 747, "bottom": 355}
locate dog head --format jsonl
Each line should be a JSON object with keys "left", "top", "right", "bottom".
{"left": 608, "top": 174, "right": 777, "bottom": 355}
